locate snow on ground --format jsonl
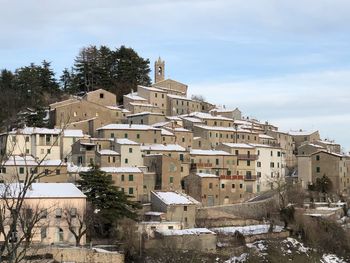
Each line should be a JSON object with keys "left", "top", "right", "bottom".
{"left": 321, "top": 254, "right": 347, "bottom": 263}
{"left": 282, "top": 237, "right": 310, "bottom": 254}
{"left": 225, "top": 237, "right": 348, "bottom": 263}
{"left": 225, "top": 253, "right": 248, "bottom": 263}
{"left": 212, "top": 224, "right": 283, "bottom": 236}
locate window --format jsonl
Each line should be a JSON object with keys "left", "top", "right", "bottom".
{"left": 129, "top": 174, "right": 134, "bottom": 181}
{"left": 40, "top": 209, "right": 48, "bottom": 219}
{"left": 181, "top": 166, "right": 183, "bottom": 172}
{"left": 121, "top": 174, "right": 125, "bottom": 181}
{"left": 19, "top": 167, "right": 24, "bottom": 174}
{"left": 55, "top": 208, "right": 62, "bottom": 218}
{"left": 1, "top": 168, "right": 5, "bottom": 174}
{"left": 41, "top": 227, "right": 47, "bottom": 240}
{"left": 270, "top": 151, "right": 273, "bottom": 156}
{"left": 179, "top": 154, "right": 184, "bottom": 161}
{"left": 70, "top": 208, "right": 77, "bottom": 218}
{"left": 209, "top": 183, "right": 213, "bottom": 189}
{"left": 316, "top": 155, "right": 320, "bottom": 161}
{"left": 182, "top": 137, "right": 185, "bottom": 143}
{"left": 221, "top": 183, "right": 225, "bottom": 189}
{"left": 170, "top": 177, "right": 174, "bottom": 183}
{"left": 124, "top": 133, "right": 129, "bottom": 138}
{"left": 162, "top": 94, "right": 164, "bottom": 99}
{"left": 128, "top": 187, "right": 134, "bottom": 195}
{"left": 239, "top": 184, "right": 243, "bottom": 189}
{"left": 111, "top": 133, "right": 115, "bottom": 138}
{"left": 257, "top": 161, "right": 261, "bottom": 167}
{"left": 168, "top": 226, "right": 174, "bottom": 229}
{"left": 232, "top": 184, "right": 235, "bottom": 189}
{"left": 26, "top": 149, "right": 29, "bottom": 154}
{"left": 216, "top": 159, "right": 219, "bottom": 165}
{"left": 56, "top": 169, "right": 60, "bottom": 175}
{"left": 277, "top": 151, "right": 281, "bottom": 157}
{"left": 100, "top": 93, "right": 104, "bottom": 98}
{"left": 184, "top": 206, "right": 187, "bottom": 211}
{"left": 129, "top": 148, "right": 133, "bottom": 153}
{"left": 257, "top": 172, "right": 261, "bottom": 178}
{"left": 125, "top": 158, "right": 128, "bottom": 164}
{"left": 235, "top": 150, "right": 239, "bottom": 155}
{"left": 316, "top": 167, "right": 320, "bottom": 173}
{"left": 47, "top": 149, "right": 51, "bottom": 154}
{"left": 25, "top": 136, "right": 30, "bottom": 142}
{"left": 155, "top": 93, "right": 158, "bottom": 98}
{"left": 247, "top": 160, "right": 251, "bottom": 166}
{"left": 270, "top": 162, "right": 274, "bottom": 168}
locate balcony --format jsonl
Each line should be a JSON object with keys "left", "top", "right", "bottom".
{"left": 237, "top": 154, "right": 258, "bottom": 161}
{"left": 190, "top": 163, "right": 213, "bottom": 170}
{"left": 244, "top": 174, "right": 257, "bottom": 181}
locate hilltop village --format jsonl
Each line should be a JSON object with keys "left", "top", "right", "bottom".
{"left": 0, "top": 58, "right": 349, "bottom": 262}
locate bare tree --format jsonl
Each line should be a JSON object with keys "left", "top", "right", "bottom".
{"left": 63, "top": 203, "right": 92, "bottom": 246}
{"left": 0, "top": 126, "right": 72, "bottom": 262}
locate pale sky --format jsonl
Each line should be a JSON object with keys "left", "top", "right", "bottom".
{"left": 1, "top": 0, "right": 350, "bottom": 150}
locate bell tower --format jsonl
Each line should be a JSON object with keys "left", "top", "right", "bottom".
{"left": 154, "top": 57, "right": 165, "bottom": 83}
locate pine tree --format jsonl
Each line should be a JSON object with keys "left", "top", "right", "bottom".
{"left": 77, "top": 165, "right": 141, "bottom": 237}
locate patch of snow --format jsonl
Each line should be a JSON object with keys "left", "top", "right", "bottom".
{"left": 225, "top": 253, "right": 248, "bottom": 263}
{"left": 212, "top": 224, "right": 284, "bottom": 236}
{"left": 321, "top": 254, "right": 347, "bottom": 263}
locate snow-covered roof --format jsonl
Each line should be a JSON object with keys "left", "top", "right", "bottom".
{"left": 190, "top": 149, "right": 231, "bottom": 156}
{"left": 156, "top": 228, "right": 215, "bottom": 236}
{"left": 152, "top": 121, "right": 171, "bottom": 128}
{"left": 161, "top": 129, "right": 174, "bottom": 136}
{"left": 63, "top": 129, "right": 84, "bottom": 137}
{"left": 194, "top": 124, "right": 257, "bottom": 133}
{"left": 187, "top": 112, "right": 233, "bottom": 121}
{"left": 181, "top": 117, "right": 203, "bottom": 123}
{"left": 40, "top": 160, "right": 64, "bottom": 166}
{"left": 288, "top": 130, "right": 318, "bottom": 136}
{"left": 9, "top": 127, "right": 61, "bottom": 135}
{"left": 167, "top": 94, "right": 193, "bottom": 101}
{"left": 129, "top": 102, "right": 159, "bottom": 107}
{"left": 98, "top": 149, "right": 120, "bottom": 156}
{"left": 152, "top": 191, "right": 199, "bottom": 205}
{"left": 249, "top": 143, "right": 278, "bottom": 149}
{"left": 100, "top": 167, "right": 142, "bottom": 173}
{"left": 221, "top": 143, "right": 255, "bottom": 149}
{"left": 3, "top": 156, "right": 37, "bottom": 166}
{"left": 141, "top": 144, "right": 186, "bottom": 152}
{"left": 173, "top": 127, "right": 191, "bottom": 132}
{"left": 127, "top": 111, "right": 164, "bottom": 118}
{"left": 97, "top": 124, "right": 159, "bottom": 131}
{"left": 115, "top": 138, "right": 139, "bottom": 145}
{"left": 0, "top": 183, "right": 86, "bottom": 198}
{"left": 66, "top": 164, "right": 90, "bottom": 173}
{"left": 212, "top": 224, "right": 284, "bottom": 236}
{"left": 259, "top": 134, "right": 275, "bottom": 139}
{"left": 124, "top": 92, "right": 147, "bottom": 101}
{"left": 138, "top": 85, "right": 165, "bottom": 92}
{"left": 196, "top": 173, "right": 219, "bottom": 178}
{"left": 105, "top": 105, "right": 122, "bottom": 110}
{"left": 166, "top": 116, "right": 182, "bottom": 121}
{"left": 144, "top": 211, "right": 165, "bottom": 216}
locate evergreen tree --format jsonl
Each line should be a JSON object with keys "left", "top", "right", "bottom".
{"left": 114, "top": 45, "right": 151, "bottom": 103}
{"left": 78, "top": 165, "right": 141, "bottom": 237}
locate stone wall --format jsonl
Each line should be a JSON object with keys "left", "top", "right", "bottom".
{"left": 196, "top": 196, "right": 279, "bottom": 226}
{"left": 50, "top": 247, "right": 124, "bottom": 263}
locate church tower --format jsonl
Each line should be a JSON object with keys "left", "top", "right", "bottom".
{"left": 154, "top": 57, "right": 165, "bottom": 83}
